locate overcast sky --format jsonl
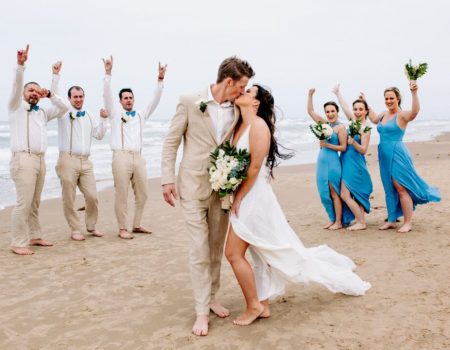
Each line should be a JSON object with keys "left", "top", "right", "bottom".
{"left": 1, "top": 0, "right": 449, "bottom": 120}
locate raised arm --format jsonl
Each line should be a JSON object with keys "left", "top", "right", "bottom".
{"left": 46, "top": 61, "right": 69, "bottom": 121}
{"left": 399, "top": 82, "right": 420, "bottom": 124}
{"left": 332, "top": 84, "right": 354, "bottom": 120}
{"left": 50, "top": 61, "right": 62, "bottom": 95}
{"left": 142, "top": 63, "right": 167, "bottom": 120}
{"left": 307, "top": 88, "right": 327, "bottom": 123}
{"left": 161, "top": 97, "right": 188, "bottom": 207}
{"left": 360, "top": 92, "right": 381, "bottom": 124}
{"left": 91, "top": 108, "right": 108, "bottom": 140}
{"left": 232, "top": 119, "right": 270, "bottom": 216}
{"left": 9, "top": 44, "right": 29, "bottom": 111}
{"left": 102, "top": 56, "right": 115, "bottom": 117}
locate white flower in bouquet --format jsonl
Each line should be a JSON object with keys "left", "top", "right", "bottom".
{"left": 209, "top": 141, "right": 250, "bottom": 211}
{"left": 309, "top": 121, "right": 333, "bottom": 140}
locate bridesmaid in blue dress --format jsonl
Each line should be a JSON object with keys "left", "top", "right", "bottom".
{"left": 307, "top": 88, "right": 348, "bottom": 230}
{"left": 333, "top": 85, "right": 373, "bottom": 231}
{"left": 367, "top": 82, "right": 441, "bottom": 233}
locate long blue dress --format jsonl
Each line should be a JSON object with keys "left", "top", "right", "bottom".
{"left": 316, "top": 130, "right": 350, "bottom": 224}
{"left": 340, "top": 132, "right": 373, "bottom": 222}
{"left": 377, "top": 115, "right": 441, "bottom": 222}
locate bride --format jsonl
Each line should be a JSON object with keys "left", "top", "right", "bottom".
{"left": 224, "top": 84, "right": 371, "bottom": 326}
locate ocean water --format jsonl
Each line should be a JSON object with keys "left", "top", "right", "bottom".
{"left": 1, "top": 115, "right": 449, "bottom": 209}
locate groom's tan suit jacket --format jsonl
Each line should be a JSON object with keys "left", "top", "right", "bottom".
{"left": 161, "top": 88, "right": 240, "bottom": 199}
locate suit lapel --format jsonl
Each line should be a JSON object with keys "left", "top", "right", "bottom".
{"left": 198, "top": 88, "right": 218, "bottom": 146}
{"left": 220, "top": 104, "right": 240, "bottom": 145}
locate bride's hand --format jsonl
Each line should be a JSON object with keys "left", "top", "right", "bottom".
{"left": 231, "top": 197, "right": 241, "bottom": 217}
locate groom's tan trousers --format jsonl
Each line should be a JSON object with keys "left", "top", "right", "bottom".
{"left": 55, "top": 152, "right": 98, "bottom": 234}
{"left": 112, "top": 150, "right": 148, "bottom": 230}
{"left": 10, "top": 152, "right": 46, "bottom": 248}
{"left": 180, "top": 191, "right": 229, "bottom": 316}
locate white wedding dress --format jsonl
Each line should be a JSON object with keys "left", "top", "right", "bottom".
{"left": 230, "top": 125, "right": 371, "bottom": 300}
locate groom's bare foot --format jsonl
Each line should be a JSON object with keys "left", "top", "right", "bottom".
{"left": 11, "top": 247, "right": 34, "bottom": 255}
{"left": 71, "top": 233, "right": 85, "bottom": 241}
{"left": 209, "top": 302, "right": 230, "bottom": 318}
{"left": 233, "top": 304, "right": 265, "bottom": 326}
{"left": 30, "top": 238, "right": 53, "bottom": 246}
{"left": 379, "top": 222, "right": 397, "bottom": 230}
{"left": 118, "top": 229, "right": 134, "bottom": 239}
{"left": 192, "top": 315, "right": 209, "bottom": 336}
{"left": 88, "top": 229, "right": 104, "bottom": 237}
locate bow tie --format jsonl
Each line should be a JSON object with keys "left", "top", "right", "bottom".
{"left": 76, "top": 111, "right": 86, "bottom": 117}
{"left": 126, "top": 110, "right": 136, "bottom": 117}
{"left": 29, "top": 105, "right": 40, "bottom": 112}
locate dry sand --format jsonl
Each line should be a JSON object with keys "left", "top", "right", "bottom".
{"left": 0, "top": 134, "right": 449, "bottom": 350}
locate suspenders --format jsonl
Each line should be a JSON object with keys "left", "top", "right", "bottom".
{"left": 69, "top": 112, "right": 93, "bottom": 155}
{"left": 26, "top": 108, "right": 47, "bottom": 154}
{"left": 121, "top": 113, "right": 142, "bottom": 153}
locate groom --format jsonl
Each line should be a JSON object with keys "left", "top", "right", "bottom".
{"left": 161, "top": 56, "right": 254, "bottom": 336}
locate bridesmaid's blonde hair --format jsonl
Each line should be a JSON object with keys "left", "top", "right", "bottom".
{"left": 384, "top": 87, "right": 402, "bottom": 108}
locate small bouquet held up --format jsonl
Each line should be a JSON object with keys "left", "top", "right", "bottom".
{"left": 209, "top": 141, "right": 250, "bottom": 211}
{"left": 348, "top": 119, "right": 372, "bottom": 138}
{"left": 310, "top": 121, "right": 333, "bottom": 140}
{"left": 404, "top": 59, "right": 428, "bottom": 81}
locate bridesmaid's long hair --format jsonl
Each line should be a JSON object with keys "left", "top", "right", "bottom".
{"left": 254, "top": 84, "right": 294, "bottom": 178}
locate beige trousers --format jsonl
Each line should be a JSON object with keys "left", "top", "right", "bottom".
{"left": 180, "top": 191, "right": 229, "bottom": 316}
{"left": 10, "top": 152, "right": 46, "bottom": 248}
{"left": 112, "top": 150, "right": 148, "bottom": 230}
{"left": 55, "top": 152, "right": 98, "bottom": 234}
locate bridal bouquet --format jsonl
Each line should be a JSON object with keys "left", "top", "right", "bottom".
{"left": 209, "top": 141, "right": 250, "bottom": 210}
{"left": 310, "top": 121, "right": 333, "bottom": 140}
{"left": 348, "top": 119, "right": 372, "bottom": 138}
{"left": 404, "top": 59, "right": 428, "bottom": 81}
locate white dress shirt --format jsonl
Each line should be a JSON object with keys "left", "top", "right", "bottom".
{"left": 103, "top": 75, "right": 163, "bottom": 152}
{"left": 8, "top": 65, "right": 68, "bottom": 153}
{"left": 51, "top": 75, "right": 107, "bottom": 156}
{"left": 206, "top": 85, "right": 235, "bottom": 143}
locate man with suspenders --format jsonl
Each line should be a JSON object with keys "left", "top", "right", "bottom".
{"left": 102, "top": 56, "right": 166, "bottom": 239}
{"left": 8, "top": 45, "right": 69, "bottom": 255}
{"left": 51, "top": 61, "right": 109, "bottom": 241}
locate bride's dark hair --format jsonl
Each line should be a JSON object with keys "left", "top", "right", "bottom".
{"left": 254, "top": 84, "right": 294, "bottom": 177}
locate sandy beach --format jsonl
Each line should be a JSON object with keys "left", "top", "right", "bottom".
{"left": 0, "top": 133, "right": 448, "bottom": 350}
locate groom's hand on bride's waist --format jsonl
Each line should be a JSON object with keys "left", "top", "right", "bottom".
{"left": 162, "top": 183, "right": 178, "bottom": 207}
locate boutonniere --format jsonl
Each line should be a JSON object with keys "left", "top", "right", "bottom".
{"left": 196, "top": 100, "right": 208, "bottom": 114}
{"left": 70, "top": 112, "right": 76, "bottom": 120}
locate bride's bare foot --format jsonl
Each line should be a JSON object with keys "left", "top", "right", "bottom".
{"left": 192, "top": 315, "right": 209, "bottom": 336}
{"left": 347, "top": 222, "right": 367, "bottom": 231}
{"left": 11, "top": 247, "right": 34, "bottom": 255}
{"left": 209, "top": 302, "right": 230, "bottom": 318}
{"left": 328, "top": 223, "right": 343, "bottom": 230}
{"left": 259, "top": 302, "right": 271, "bottom": 318}
{"left": 379, "top": 222, "right": 397, "bottom": 230}
{"left": 233, "top": 304, "right": 265, "bottom": 326}
{"left": 30, "top": 238, "right": 53, "bottom": 246}
{"left": 397, "top": 223, "right": 412, "bottom": 233}
{"left": 323, "top": 222, "right": 334, "bottom": 229}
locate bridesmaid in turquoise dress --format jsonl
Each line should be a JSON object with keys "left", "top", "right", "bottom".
{"left": 333, "top": 85, "right": 373, "bottom": 231}
{"left": 307, "top": 88, "right": 348, "bottom": 230}
{"left": 368, "top": 82, "right": 441, "bottom": 233}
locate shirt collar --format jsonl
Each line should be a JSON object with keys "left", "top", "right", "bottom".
{"left": 207, "top": 85, "right": 233, "bottom": 108}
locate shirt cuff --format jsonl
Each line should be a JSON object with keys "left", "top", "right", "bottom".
{"left": 16, "top": 65, "right": 26, "bottom": 72}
